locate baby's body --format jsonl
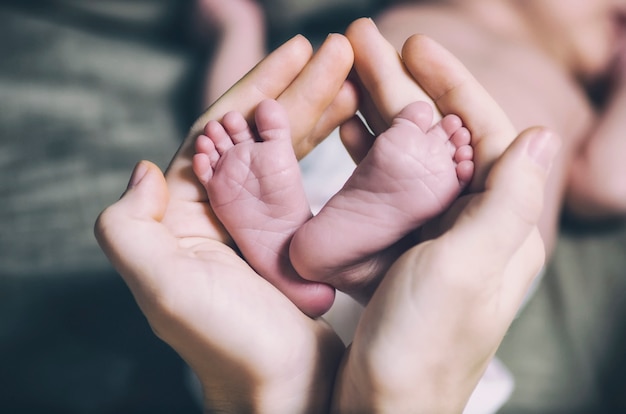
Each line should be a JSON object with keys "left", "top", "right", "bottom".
{"left": 375, "top": 1, "right": 626, "bottom": 254}
{"left": 193, "top": 98, "right": 473, "bottom": 314}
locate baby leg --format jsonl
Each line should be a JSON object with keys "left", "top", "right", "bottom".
{"left": 290, "top": 101, "right": 473, "bottom": 301}
{"left": 193, "top": 99, "right": 335, "bottom": 317}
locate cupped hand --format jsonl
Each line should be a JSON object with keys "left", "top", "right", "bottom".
{"left": 334, "top": 126, "right": 560, "bottom": 413}
{"left": 95, "top": 33, "right": 358, "bottom": 413}
{"left": 330, "top": 19, "right": 561, "bottom": 412}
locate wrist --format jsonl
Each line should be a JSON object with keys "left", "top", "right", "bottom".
{"left": 333, "top": 343, "right": 473, "bottom": 413}
{"left": 198, "top": 324, "right": 345, "bottom": 414}
{"left": 200, "top": 367, "right": 338, "bottom": 414}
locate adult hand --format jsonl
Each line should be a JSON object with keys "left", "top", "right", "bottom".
{"left": 95, "top": 34, "right": 357, "bottom": 413}
{"left": 330, "top": 19, "right": 561, "bottom": 412}
{"left": 334, "top": 126, "right": 560, "bottom": 413}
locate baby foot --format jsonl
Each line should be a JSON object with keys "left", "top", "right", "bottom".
{"left": 290, "top": 101, "right": 474, "bottom": 301}
{"left": 193, "top": 99, "right": 335, "bottom": 317}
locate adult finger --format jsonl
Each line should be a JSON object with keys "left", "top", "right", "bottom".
{"left": 446, "top": 127, "right": 561, "bottom": 267}
{"left": 339, "top": 114, "right": 375, "bottom": 164}
{"left": 95, "top": 162, "right": 178, "bottom": 304}
{"left": 165, "top": 34, "right": 315, "bottom": 203}
{"left": 402, "top": 34, "right": 517, "bottom": 189}
{"left": 346, "top": 18, "right": 437, "bottom": 132}
{"left": 279, "top": 33, "right": 357, "bottom": 158}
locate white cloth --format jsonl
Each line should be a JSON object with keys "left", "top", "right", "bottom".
{"left": 463, "top": 357, "right": 514, "bottom": 414}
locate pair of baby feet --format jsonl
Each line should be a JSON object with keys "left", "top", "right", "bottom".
{"left": 192, "top": 99, "right": 474, "bottom": 317}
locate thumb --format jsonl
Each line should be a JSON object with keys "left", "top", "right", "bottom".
{"left": 118, "top": 160, "right": 169, "bottom": 221}
{"left": 448, "top": 127, "right": 561, "bottom": 263}
{"left": 95, "top": 161, "right": 172, "bottom": 278}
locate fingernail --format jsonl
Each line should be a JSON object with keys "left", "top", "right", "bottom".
{"left": 527, "top": 129, "right": 560, "bottom": 171}
{"left": 127, "top": 161, "right": 149, "bottom": 189}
